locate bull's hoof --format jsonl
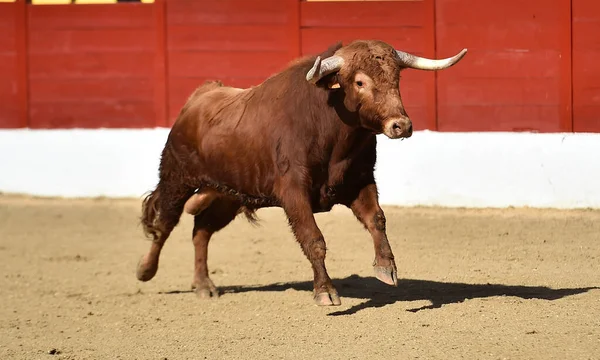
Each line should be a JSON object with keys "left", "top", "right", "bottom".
{"left": 314, "top": 290, "right": 342, "bottom": 306}
{"left": 192, "top": 279, "right": 219, "bottom": 299}
{"left": 136, "top": 255, "right": 158, "bottom": 282}
{"left": 374, "top": 265, "right": 398, "bottom": 286}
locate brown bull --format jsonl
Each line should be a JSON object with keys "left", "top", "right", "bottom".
{"left": 136, "top": 40, "right": 466, "bottom": 306}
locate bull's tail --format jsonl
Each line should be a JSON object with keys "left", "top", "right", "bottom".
{"left": 240, "top": 206, "right": 260, "bottom": 226}
{"left": 140, "top": 186, "right": 162, "bottom": 241}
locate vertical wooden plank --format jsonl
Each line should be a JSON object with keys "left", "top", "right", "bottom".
{"left": 560, "top": 0, "right": 573, "bottom": 132}
{"left": 286, "top": 0, "right": 301, "bottom": 62}
{"left": 423, "top": 0, "right": 437, "bottom": 130}
{"left": 436, "top": 0, "right": 565, "bottom": 132}
{"left": 154, "top": 0, "right": 168, "bottom": 127}
{"left": 572, "top": 0, "right": 600, "bottom": 132}
{"left": 16, "top": 0, "right": 29, "bottom": 128}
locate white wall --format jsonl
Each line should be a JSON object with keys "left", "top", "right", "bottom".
{"left": 1, "top": 129, "right": 599, "bottom": 208}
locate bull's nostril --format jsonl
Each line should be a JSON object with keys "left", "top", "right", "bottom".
{"left": 392, "top": 122, "right": 401, "bottom": 131}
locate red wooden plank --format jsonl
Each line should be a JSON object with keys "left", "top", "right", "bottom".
{"left": 0, "top": 2, "right": 17, "bottom": 31}
{"left": 0, "top": 54, "right": 17, "bottom": 78}
{"left": 558, "top": 0, "right": 572, "bottom": 132}
{"left": 154, "top": 0, "right": 168, "bottom": 127}
{"left": 436, "top": 0, "right": 567, "bottom": 132}
{"left": 437, "top": 49, "right": 562, "bottom": 79}
{"left": 167, "top": 0, "right": 293, "bottom": 26}
{"left": 436, "top": 0, "right": 562, "bottom": 25}
{"left": 423, "top": 0, "right": 436, "bottom": 130}
{"left": 28, "top": 52, "right": 154, "bottom": 79}
{"left": 572, "top": 50, "right": 600, "bottom": 105}
{"left": 438, "top": 78, "right": 561, "bottom": 106}
{"left": 29, "top": 100, "right": 156, "bottom": 129}
{"left": 29, "top": 78, "right": 153, "bottom": 102}
{"left": 16, "top": 0, "right": 28, "bottom": 128}
{"left": 572, "top": 0, "right": 600, "bottom": 132}
{"left": 399, "top": 75, "right": 430, "bottom": 105}
{"left": 437, "top": 24, "right": 563, "bottom": 51}
{"left": 438, "top": 105, "right": 562, "bottom": 132}
{"left": 0, "top": 32, "right": 15, "bottom": 54}
{"left": 29, "top": 29, "right": 155, "bottom": 54}
{"left": 0, "top": 1, "right": 25, "bottom": 128}
{"left": 301, "top": 1, "right": 425, "bottom": 28}
{"left": 168, "top": 51, "right": 292, "bottom": 78}
{"left": 572, "top": 106, "right": 600, "bottom": 132}
{"left": 573, "top": 69, "right": 600, "bottom": 104}
{"left": 28, "top": 3, "right": 154, "bottom": 29}
{"left": 168, "top": 25, "right": 290, "bottom": 52}
{"left": 285, "top": 0, "right": 301, "bottom": 63}
{"left": 300, "top": 27, "right": 426, "bottom": 56}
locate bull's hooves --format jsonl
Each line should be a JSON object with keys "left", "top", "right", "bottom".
{"left": 314, "top": 291, "right": 342, "bottom": 306}
{"left": 192, "top": 280, "right": 219, "bottom": 299}
{"left": 195, "top": 287, "right": 220, "bottom": 299}
{"left": 374, "top": 265, "right": 398, "bottom": 286}
{"left": 136, "top": 256, "right": 157, "bottom": 282}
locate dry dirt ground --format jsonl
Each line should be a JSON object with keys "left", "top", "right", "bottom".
{"left": 0, "top": 195, "right": 599, "bottom": 360}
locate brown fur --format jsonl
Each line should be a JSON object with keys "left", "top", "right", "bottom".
{"left": 137, "top": 40, "right": 440, "bottom": 305}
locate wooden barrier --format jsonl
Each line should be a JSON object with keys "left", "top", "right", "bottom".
{"left": 436, "top": 0, "right": 572, "bottom": 132}
{"left": 572, "top": 0, "right": 600, "bottom": 132}
{"left": 0, "top": 0, "right": 599, "bottom": 133}
{"left": 0, "top": 0, "right": 27, "bottom": 128}
{"left": 27, "top": 1, "right": 161, "bottom": 128}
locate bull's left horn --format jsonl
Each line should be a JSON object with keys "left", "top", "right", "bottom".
{"left": 306, "top": 55, "right": 345, "bottom": 83}
{"left": 395, "top": 48, "right": 467, "bottom": 70}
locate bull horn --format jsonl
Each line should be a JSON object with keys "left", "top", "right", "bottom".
{"left": 306, "top": 55, "right": 345, "bottom": 83}
{"left": 395, "top": 48, "right": 467, "bottom": 70}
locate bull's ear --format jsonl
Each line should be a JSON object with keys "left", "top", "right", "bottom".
{"left": 327, "top": 74, "right": 341, "bottom": 89}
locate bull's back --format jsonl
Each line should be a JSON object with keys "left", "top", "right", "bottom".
{"left": 174, "top": 82, "right": 278, "bottom": 197}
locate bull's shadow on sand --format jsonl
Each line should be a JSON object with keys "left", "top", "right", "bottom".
{"left": 161, "top": 275, "right": 598, "bottom": 316}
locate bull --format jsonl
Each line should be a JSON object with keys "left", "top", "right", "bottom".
{"left": 136, "top": 40, "right": 466, "bottom": 306}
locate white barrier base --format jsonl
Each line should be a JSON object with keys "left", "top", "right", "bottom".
{"left": 1, "top": 129, "right": 599, "bottom": 209}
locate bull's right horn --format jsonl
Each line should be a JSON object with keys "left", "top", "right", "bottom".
{"left": 396, "top": 48, "right": 467, "bottom": 70}
{"left": 306, "top": 55, "right": 345, "bottom": 83}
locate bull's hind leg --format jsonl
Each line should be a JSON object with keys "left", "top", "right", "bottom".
{"left": 191, "top": 198, "right": 241, "bottom": 299}
{"left": 348, "top": 183, "right": 398, "bottom": 286}
{"left": 136, "top": 179, "right": 195, "bottom": 282}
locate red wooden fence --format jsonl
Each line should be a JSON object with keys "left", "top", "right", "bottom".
{"left": 0, "top": 0, "right": 27, "bottom": 128}
{"left": 26, "top": 3, "right": 163, "bottom": 128}
{"left": 436, "top": 0, "right": 572, "bottom": 132}
{"left": 572, "top": 0, "right": 600, "bottom": 132}
{"left": 0, "top": 0, "right": 598, "bottom": 133}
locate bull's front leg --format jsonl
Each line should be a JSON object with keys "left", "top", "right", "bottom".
{"left": 280, "top": 186, "right": 341, "bottom": 306}
{"left": 349, "top": 183, "right": 398, "bottom": 286}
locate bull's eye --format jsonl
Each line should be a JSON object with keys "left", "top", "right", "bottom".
{"left": 356, "top": 81, "right": 363, "bottom": 87}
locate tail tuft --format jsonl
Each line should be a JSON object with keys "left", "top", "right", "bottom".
{"left": 240, "top": 206, "right": 260, "bottom": 227}
{"left": 140, "top": 188, "right": 161, "bottom": 241}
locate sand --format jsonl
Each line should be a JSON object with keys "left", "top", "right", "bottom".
{"left": 1, "top": 195, "right": 599, "bottom": 359}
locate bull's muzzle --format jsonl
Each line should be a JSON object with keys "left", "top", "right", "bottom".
{"left": 383, "top": 117, "right": 413, "bottom": 139}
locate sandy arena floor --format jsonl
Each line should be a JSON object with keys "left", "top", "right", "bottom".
{"left": 0, "top": 195, "right": 599, "bottom": 359}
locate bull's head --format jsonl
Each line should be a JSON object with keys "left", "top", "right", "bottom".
{"left": 306, "top": 40, "right": 467, "bottom": 139}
